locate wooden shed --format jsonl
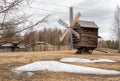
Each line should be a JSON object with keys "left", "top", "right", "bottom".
{"left": 73, "top": 20, "right": 99, "bottom": 54}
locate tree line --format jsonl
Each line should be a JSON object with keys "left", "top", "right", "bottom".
{"left": 20, "top": 28, "right": 69, "bottom": 51}
{"left": 22, "top": 28, "right": 68, "bottom": 46}
{"left": 98, "top": 40, "right": 118, "bottom": 49}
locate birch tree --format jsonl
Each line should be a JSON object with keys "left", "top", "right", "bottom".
{"left": 112, "top": 6, "right": 120, "bottom": 52}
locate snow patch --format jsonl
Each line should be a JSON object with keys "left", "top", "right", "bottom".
{"left": 12, "top": 61, "right": 120, "bottom": 75}
{"left": 27, "top": 72, "right": 34, "bottom": 77}
{"left": 11, "top": 69, "right": 34, "bottom": 77}
{"left": 60, "top": 57, "right": 116, "bottom": 63}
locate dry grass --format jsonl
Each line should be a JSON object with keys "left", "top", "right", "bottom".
{"left": 0, "top": 50, "right": 120, "bottom": 81}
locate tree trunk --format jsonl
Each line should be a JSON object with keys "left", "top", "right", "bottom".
{"left": 118, "top": 38, "right": 120, "bottom": 53}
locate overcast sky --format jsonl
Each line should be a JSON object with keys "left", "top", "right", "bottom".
{"left": 26, "top": 0, "right": 120, "bottom": 40}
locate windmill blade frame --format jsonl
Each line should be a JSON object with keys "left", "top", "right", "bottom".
{"left": 58, "top": 12, "right": 81, "bottom": 45}
{"left": 70, "top": 12, "right": 81, "bottom": 28}
{"left": 60, "top": 29, "right": 70, "bottom": 42}
{"left": 69, "top": 28, "right": 80, "bottom": 39}
{"left": 58, "top": 19, "right": 68, "bottom": 28}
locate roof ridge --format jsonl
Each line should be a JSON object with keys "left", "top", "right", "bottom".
{"left": 78, "top": 20, "right": 95, "bottom": 23}
{"left": 78, "top": 20, "right": 98, "bottom": 28}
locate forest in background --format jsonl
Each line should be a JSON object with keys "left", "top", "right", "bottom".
{"left": 22, "top": 28, "right": 120, "bottom": 50}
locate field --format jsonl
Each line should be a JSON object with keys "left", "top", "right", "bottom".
{"left": 0, "top": 49, "right": 120, "bottom": 81}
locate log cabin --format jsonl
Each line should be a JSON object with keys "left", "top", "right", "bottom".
{"left": 73, "top": 20, "right": 99, "bottom": 54}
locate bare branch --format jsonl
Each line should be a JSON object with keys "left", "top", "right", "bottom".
{"left": 0, "top": 14, "right": 50, "bottom": 42}
{"left": 0, "top": 0, "right": 24, "bottom": 13}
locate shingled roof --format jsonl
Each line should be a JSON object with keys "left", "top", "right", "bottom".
{"left": 78, "top": 20, "right": 98, "bottom": 28}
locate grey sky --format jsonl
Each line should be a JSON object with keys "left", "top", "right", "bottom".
{"left": 27, "top": 0, "right": 120, "bottom": 40}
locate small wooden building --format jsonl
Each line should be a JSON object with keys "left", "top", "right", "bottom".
{"left": 0, "top": 43, "right": 13, "bottom": 52}
{"left": 73, "top": 20, "right": 99, "bottom": 54}
{"left": 0, "top": 42, "right": 25, "bottom": 52}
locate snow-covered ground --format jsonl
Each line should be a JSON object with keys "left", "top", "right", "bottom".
{"left": 60, "top": 57, "right": 116, "bottom": 63}
{"left": 12, "top": 61, "right": 120, "bottom": 75}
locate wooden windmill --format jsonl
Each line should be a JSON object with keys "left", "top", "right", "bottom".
{"left": 58, "top": 7, "right": 99, "bottom": 54}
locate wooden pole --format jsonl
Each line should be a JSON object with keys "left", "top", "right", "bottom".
{"left": 70, "top": 7, "right": 73, "bottom": 25}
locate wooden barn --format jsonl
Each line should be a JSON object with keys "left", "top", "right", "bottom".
{"left": 73, "top": 20, "right": 99, "bottom": 54}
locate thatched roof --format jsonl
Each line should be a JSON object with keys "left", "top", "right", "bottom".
{"left": 78, "top": 20, "right": 98, "bottom": 28}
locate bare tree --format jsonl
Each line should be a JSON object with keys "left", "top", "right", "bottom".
{"left": 0, "top": 0, "right": 50, "bottom": 43}
{"left": 112, "top": 6, "right": 120, "bottom": 52}
{"left": 0, "top": 14, "right": 50, "bottom": 43}
{"left": 0, "top": 0, "right": 27, "bottom": 42}
{"left": 0, "top": 0, "right": 24, "bottom": 13}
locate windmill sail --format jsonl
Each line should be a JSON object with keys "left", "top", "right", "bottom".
{"left": 58, "top": 19, "right": 68, "bottom": 27}
{"left": 60, "top": 29, "right": 69, "bottom": 42}
{"left": 58, "top": 11, "right": 81, "bottom": 48}
{"left": 70, "top": 12, "right": 81, "bottom": 28}
{"left": 69, "top": 28, "right": 80, "bottom": 39}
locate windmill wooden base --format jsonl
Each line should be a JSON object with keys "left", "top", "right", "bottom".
{"left": 76, "top": 47, "right": 94, "bottom": 54}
